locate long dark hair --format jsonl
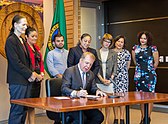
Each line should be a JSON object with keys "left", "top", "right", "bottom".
{"left": 25, "top": 26, "right": 36, "bottom": 36}
{"left": 77, "top": 33, "right": 91, "bottom": 45}
{"left": 137, "top": 31, "right": 153, "bottom": 46}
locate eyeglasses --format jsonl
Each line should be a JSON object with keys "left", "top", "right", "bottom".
{"left": 104, "top": 40, "right": 111, "bottom": 43}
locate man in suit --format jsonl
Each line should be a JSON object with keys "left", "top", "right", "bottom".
{"left": 62, "top": 52, "right": 106, "bottom": 124}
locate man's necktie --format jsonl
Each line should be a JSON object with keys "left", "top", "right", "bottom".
{"left": 20, "top": 38, "right": 27, "bottom": 55}
{"left": 82, "top": 72, "right": 86, "bottom": 88}
{"left": 22, "top": 42, "right": 27, "bottom": 55}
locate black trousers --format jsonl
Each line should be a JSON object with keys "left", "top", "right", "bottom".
{"left": 30, "top": 81, "right": 41, "bottom": 98}
{"left": 66, "top": 109, "right": 104, "bottom": 124}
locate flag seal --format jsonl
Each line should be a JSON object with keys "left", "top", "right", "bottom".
{"left": 47, "top": 23, "right": 59, "bottom": 51}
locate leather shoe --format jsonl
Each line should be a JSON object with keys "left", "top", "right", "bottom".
{"left": 120, "top": 119, "right": 125, "bottom": 124}
{"left": 139, "top": 117, "right": 151, "bottom": 124}
{"left": 66, "top": 115, "right": 74, "bottom": 123}
{"left": 113, "top": 119, "right": 118, "bottom": 124}
{"left": 54, "top": 120, "right": 61, "bottom": 124}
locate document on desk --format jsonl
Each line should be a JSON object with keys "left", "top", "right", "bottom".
{"left": 54, "top": 96, "right": 70, "bottom": 100}
{"left": 86, "top": 95, "right": 100, "bottom": 98}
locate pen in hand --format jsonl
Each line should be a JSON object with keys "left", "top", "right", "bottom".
{"left": 80, "top": 87, "right": 84, "bottom": 90}
{"left": 78, "top": 87, "right": 88, "bottom": 98}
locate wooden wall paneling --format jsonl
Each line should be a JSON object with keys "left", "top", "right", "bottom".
{"left": 64, "top": 1, "right": 73, "bottom": 7}
{"left": 66, "top": 15, "right": 73, "bottom": 20}
{"left": 66, "top": 20, "right": 74, "bottom": 25}
{"left": 67, "top": 28, "right": 74, "bottom": 34}
{"left": 65, "top": 0, "right": 74, "bottom": 48}
{"left": 73, "top": 0, "right": 80, "bottom": 46}
{"left": 65, "top": 11, "right": 73, "bottom": 16}
{"left": 78, "top": 2, "right": 81, "bottom": 41}
{"left": 67, "top": 38, "right": 74, "bottom": 43}
{"left": 66, "top": 24, "right": 73, "bottom": 29}
{"left": 68, "top": 43, "right": 74, "bottom": 48}
{"left": 67, "top": 34, "right": 73, "bottom": 39}
{"left": 64, "top": 6, "right": 73, "bottom": 11}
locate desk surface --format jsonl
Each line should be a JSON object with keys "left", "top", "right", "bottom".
{"left": 11, "top": 92, "right": 168, "bottom": 112}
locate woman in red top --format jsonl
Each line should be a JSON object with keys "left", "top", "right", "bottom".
{"left": 25, "top": 26, "right": 44, "bottom": 123}
{"left": 25, "top": 26, "right": 44, "bottom": 98}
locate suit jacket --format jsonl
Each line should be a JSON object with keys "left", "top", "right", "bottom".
{"left": 67, "top": 44, "right": 100, "bottom": 75}
{"left": 5, "top": 32, "right": 32, "bottom": 85}
{"left": 61, "top": 65, "right": 98, "bottom": 96}
{"left": 96, "top": 48, "right": 117, "bottom": 83}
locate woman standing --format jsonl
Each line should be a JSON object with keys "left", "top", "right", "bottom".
{"left": 132, "top": 31, "right": 159, "bottom": 124}
{"left": 25, "top": 26, "right": 44, "bottom": 124}
{"left": 5, "top": 15, "right": 42, "bottom": 124}
{"left": 96, "top": 33, "right": 117, "bottom": 124}
{"left": 113, "top": 35, "right": 131, "bottom": 124}
{"left": 67, "top": 33, "right": 100, "bottom": 75}
{"left": 25, "top": 26, "right": 44, "bottom": 98}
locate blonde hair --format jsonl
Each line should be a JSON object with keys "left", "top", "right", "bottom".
{"left": 81, "top": 52, "right": 95, "bottom": 61}
{"left": 100, "top": 33, "right": 114, "bottom": 48}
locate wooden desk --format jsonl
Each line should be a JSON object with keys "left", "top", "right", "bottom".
{"left": 11, "top": 92, "right": 168, "bottom": 124}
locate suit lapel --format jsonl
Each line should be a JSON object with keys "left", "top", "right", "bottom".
{"left": 75, "top": 65, "right": 83, "bottom": 88}
{"left": 106, "top": 49, "right": 113, "bottom": 61}
{"left": 97, "top": 49, "right": 101, "bottom": 61}
{"left": 17, "top": 36, "right": 29, "bottom": 57}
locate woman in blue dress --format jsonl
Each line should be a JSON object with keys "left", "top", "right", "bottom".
{"left": 132, "top": 31, "right": 159, "bottom": 124}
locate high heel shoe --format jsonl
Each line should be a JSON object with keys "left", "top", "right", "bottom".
{"left": 148, "top": 117, "right": 151, "bottom": 123}
{"left": 113, "top": 119, "right": 118, "bottom": 124}
{"left": 120, "top": 119, "right": 125, "bottom": 124}
{"left": 139, "top": 117, "right": 151, "bottom": 124}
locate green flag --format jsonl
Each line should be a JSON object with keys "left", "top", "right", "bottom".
{"left": 44, "top": 0, "right": 67, "bottom": 76}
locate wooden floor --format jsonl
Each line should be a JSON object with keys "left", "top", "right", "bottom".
{"left": 0, "top": 108, "right": 167, "bottom": 124}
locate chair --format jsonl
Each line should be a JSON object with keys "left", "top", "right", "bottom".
{"left": 45, "top": 78, "right": 62, "bottom": 123}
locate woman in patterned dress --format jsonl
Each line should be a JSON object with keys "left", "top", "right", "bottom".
{"left": 113, "top": 35, "right": 131, "bottom": 124}
{"left": 132, "top": 31, "right": 159, "bottom": 124}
